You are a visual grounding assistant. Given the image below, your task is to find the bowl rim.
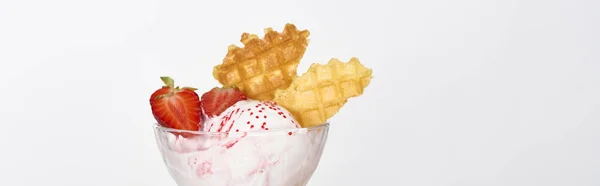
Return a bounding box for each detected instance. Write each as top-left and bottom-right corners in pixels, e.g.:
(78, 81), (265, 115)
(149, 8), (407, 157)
(154, 122), (330, 135)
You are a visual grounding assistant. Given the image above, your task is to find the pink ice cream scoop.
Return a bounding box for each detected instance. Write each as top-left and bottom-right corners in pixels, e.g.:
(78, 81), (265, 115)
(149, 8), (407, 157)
(202, 100), (302, 133)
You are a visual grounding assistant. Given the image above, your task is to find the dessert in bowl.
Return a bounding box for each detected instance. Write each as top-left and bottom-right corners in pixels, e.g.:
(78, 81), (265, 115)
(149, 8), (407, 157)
(148, 23), (372, 186)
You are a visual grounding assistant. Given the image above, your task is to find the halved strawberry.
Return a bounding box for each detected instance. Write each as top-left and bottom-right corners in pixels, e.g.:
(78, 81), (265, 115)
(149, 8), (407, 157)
(201, 86), (247, 117)
(150, 76), (202, 131)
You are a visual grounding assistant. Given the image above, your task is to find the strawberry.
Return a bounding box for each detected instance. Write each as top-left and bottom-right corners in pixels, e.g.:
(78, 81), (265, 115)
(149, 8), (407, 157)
(150, 76), (202, 131)
(201, 86), (247, 117)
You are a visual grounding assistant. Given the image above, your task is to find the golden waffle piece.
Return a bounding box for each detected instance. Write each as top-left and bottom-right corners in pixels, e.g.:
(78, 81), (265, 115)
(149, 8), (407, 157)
(213, 23), (310, 101)
(273, 57), (373, 127)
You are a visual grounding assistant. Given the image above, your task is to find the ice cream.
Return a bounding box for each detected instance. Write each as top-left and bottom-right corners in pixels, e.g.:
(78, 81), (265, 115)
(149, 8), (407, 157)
(155, 99), (322, 186)
(202, 100), (301, 133)
(155, 114), (327, 186)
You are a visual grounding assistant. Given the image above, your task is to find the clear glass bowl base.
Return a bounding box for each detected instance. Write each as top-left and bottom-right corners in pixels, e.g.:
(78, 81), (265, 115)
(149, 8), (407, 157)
(154, 123), (329, 186)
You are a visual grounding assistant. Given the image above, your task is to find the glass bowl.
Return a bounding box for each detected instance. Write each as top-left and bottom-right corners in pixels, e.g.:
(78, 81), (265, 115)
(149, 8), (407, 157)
(154, 123), (329, 186)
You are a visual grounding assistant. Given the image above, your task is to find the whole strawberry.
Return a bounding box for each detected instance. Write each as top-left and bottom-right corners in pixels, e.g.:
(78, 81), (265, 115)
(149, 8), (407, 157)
(150, 76), (202, 131)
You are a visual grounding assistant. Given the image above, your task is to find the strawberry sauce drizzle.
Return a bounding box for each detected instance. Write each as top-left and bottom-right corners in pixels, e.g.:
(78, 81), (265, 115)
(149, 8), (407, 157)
(221, 132), (247, 149)
(207, 100), (299, 138)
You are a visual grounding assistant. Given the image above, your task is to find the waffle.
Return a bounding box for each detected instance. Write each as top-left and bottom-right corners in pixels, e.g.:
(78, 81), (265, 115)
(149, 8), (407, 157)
(273, 57), (373, 127)
(213, 23), (310, 101)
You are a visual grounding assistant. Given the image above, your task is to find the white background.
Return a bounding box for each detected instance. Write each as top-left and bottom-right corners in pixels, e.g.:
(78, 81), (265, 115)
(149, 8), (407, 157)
(0, 0), (598, 185)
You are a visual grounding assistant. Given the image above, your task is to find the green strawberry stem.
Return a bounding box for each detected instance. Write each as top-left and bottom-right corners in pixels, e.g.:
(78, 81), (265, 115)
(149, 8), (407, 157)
(182, 86), (198, 91)
(159, 76), (197, 91)
(160, 76), (174, 87)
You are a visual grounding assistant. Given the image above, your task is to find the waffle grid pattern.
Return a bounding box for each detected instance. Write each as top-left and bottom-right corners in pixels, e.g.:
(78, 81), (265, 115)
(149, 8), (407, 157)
(213, 24), (310, 101)
(274, 58), (373, 127)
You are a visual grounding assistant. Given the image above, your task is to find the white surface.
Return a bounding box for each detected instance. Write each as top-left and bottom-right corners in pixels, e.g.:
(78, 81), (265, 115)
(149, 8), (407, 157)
(0, 0), (598, 185)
